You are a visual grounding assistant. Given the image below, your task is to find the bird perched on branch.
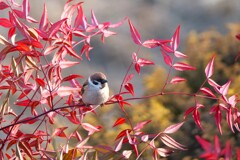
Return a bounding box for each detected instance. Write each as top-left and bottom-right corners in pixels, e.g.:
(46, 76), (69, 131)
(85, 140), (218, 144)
(80, 72), (109, 106)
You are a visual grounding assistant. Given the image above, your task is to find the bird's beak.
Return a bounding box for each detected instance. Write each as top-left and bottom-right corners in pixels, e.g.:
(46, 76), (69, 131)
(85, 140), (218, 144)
(101, 79), (108, 84)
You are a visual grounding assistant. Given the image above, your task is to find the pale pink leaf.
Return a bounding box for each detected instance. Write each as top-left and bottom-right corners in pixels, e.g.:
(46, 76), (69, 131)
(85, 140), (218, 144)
(156, 148), (173, 157)
(76, 137), (89, 148)
(43, 46), (58, 55)
(91, 10), (98, 26)
(114, 137), (124, 152)
(59, 60), (79, 69)
(208, 78), (221, 88)
(164, 122), (184, 134)
(128, 19), (142, 45)
(173, 62), (196, 71)
(39, 3), (49, 31)
(122, 150), (132, 159)
(141, 135), (149, 142)
(22, 0), (29, 19)
(57, 86), (81, 97)
(205, 55), (215, 78)
(170, 77), (186, 84)
(174, 51), (188, 58)
(160, 133), (186, 150)
(219, 80), (231, 96)
(142, 39), (171, 48)
(82, 123), (100, 135)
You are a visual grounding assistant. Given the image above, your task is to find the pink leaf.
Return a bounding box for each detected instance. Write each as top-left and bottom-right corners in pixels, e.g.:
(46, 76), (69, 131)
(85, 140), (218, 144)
(133, 120), (151, 131)
(161, 50), (172, 66)
(164, 122), (184, 134)
(205, 55), (215, 78)
(171, 25), (180, 51)
(142, 39), (171, 48)
(208, 78), (221, 88)
(124, 74), (134, 84)
(184, 106), (195, 119)
(91, 10), (98, 26)
(193, 108), (202, 129)
(22, 0), (30, 19)
(170, 76), (186, 84)
(82, 123), (101, 135)
(48, 18), (67, 37)
(39, 3), (49, 31)
(200, 87), (216, 98)
(219, 80), (231, 96)
(173, 62), (196, 71)
(214, 135), (221, 154)
(113, 117), (126, 127)
(128, 19), (142, 45)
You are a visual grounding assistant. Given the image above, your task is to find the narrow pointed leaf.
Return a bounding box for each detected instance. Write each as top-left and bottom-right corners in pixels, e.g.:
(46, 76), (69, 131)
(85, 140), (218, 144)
(205, 55), (215, 78)
(128, 19), (142, 45)
(173, 62), (196, 71)
(164, 122), (184, 134)
(113, 117), (126, 127)
(170, 77), (186, 84)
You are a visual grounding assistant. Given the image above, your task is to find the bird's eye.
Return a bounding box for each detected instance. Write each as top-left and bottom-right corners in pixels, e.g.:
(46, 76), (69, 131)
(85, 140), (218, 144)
(93, 80), (98, 85)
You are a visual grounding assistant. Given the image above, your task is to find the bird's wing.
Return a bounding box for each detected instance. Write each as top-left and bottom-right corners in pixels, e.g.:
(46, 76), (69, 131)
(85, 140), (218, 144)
(80, 80), (88, 95)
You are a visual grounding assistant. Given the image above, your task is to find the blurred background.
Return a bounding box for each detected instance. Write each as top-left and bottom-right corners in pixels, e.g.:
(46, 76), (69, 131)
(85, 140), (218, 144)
(1, 0), (240, 159)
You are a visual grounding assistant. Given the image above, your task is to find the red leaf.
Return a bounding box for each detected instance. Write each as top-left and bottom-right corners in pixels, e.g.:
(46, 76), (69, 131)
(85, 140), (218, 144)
(115, 129), (131, 141)
(36, 78), (45, 87)
(226, 107), (234, 132)
(39, 3), (49, 31)
(113, 117), (126, 127)
(52, 127), (67, 138)
(183, 106), (195, 119)
(195, 135), (212, 152)
(15, 99), (31, 106)
(0, 2), (9, 10)
(171, 25), (180, 51)
(205, 55), (215, 78)
(43, 45), (58, 55)
(124, 83), (134, 96)
(164, 122), (184, 134)
(173, 62), (196, 71)
(66, 111), (81, 124)
(193, 108), (202, 129)
(61, 74), (83, 82)
(162, 50), (172, 66)
(214, 135), (221, 154)
(128, 19), (142, 45)
(133, 120), (151, 131)
(200, 87), (216, 98)
(18, 117), (39, 124)
(236, 34), (240, 40)
(170, 76), (186, 84)
(0, 18), (13, 28)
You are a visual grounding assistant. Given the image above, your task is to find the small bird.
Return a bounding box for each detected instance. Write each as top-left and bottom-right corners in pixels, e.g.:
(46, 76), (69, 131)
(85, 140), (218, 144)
(80, 72), (109, 105)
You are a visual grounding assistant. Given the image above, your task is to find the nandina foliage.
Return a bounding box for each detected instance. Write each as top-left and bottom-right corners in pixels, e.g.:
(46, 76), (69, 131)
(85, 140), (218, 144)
(0, 0), (239, 159)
